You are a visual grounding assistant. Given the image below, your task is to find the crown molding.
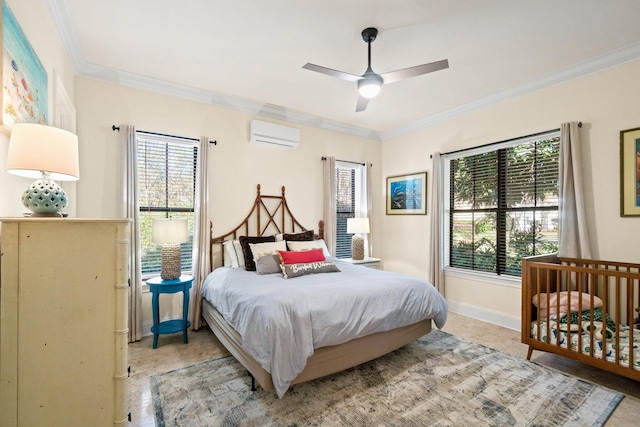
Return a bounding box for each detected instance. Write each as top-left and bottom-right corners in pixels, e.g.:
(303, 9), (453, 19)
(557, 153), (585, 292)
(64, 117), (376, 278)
(381, 40), (640, 140)
(48, 0), (640, 143)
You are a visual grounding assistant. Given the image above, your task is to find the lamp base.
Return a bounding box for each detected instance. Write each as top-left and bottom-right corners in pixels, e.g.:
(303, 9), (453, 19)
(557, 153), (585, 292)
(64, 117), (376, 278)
(22, 178), (68, 215)
(161, 243), (182, 281)
(351, 234), (365, 260)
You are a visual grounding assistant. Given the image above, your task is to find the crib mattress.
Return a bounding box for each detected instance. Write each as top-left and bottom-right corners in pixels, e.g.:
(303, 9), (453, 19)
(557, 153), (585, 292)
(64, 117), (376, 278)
(531, 320), (640, 370)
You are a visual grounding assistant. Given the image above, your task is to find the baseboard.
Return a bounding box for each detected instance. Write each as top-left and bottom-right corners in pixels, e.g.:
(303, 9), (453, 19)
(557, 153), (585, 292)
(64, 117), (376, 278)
(447, 300), (521, 332)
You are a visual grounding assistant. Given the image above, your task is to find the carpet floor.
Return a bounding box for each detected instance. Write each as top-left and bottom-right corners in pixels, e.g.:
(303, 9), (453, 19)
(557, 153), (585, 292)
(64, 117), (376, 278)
(151, 330), (623, 426)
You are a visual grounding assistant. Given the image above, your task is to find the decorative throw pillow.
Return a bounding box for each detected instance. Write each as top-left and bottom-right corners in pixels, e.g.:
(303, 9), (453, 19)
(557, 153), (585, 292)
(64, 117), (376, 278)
(239, 235), (276, 271)
(255, 254), (282, 275)
(249, 241), (287, 261)
(223, 240), (244, 268)
(281, 261), (341, 279)
(286, 239), (331, 257)
(278, 248), (325, 265)
(283, 230), (314, 242)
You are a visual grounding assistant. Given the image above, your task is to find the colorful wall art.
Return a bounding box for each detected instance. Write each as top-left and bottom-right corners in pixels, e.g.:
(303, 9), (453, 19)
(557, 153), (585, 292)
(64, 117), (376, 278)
(2, 0), (48, 128)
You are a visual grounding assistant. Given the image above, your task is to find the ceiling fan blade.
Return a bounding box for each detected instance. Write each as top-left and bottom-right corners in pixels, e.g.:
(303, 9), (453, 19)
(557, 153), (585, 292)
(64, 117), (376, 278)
(380, 59), (449, 84)
(356, 96), (370, 112)
(303, 63), (362, 82)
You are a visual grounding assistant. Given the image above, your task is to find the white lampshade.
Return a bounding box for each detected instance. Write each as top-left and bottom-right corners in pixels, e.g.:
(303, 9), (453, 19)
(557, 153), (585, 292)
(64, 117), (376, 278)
(347, 217), (370, 234)
(152, 218), (189, 244)
(6, 123), (79, 181)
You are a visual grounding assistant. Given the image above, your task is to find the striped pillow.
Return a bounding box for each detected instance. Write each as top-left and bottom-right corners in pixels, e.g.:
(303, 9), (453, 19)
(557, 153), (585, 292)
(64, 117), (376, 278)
(223, 240), (244, 268)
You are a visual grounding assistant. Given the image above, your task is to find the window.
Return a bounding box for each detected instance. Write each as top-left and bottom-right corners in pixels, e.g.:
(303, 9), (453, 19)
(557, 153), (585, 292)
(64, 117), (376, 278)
(335, 161), (367, 258)
(445, 131), (560, 277)
(137, 132), (197, 276)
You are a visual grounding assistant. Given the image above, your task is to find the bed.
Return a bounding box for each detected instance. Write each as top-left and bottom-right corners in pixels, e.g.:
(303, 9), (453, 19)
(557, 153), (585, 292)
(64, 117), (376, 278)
(521, 254), (640, 381)
(201, 185), (448, 398)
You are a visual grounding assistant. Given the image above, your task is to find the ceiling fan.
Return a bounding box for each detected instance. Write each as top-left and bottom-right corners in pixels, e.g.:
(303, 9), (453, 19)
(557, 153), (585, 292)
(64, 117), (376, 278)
(303, 27), (449, 112)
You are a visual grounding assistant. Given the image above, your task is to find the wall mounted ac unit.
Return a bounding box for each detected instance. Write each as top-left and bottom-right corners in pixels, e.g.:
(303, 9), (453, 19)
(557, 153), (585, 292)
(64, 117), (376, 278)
(250, 120), (300, 149)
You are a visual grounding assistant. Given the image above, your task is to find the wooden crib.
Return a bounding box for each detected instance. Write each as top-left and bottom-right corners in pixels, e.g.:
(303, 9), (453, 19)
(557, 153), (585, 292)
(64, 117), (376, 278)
(521, 254), (640, 381)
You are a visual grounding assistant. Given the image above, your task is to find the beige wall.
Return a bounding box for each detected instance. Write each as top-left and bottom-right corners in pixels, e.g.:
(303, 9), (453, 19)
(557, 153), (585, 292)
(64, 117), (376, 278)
(381, 59), (640, 329)
(74, 76), (382, 332)
(74, 77), (382, 233)
(0, 0), (76, 217)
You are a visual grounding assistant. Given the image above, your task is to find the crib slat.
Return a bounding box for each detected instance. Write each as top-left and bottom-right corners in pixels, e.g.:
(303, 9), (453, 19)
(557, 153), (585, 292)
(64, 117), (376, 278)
(591, 272), (597, 359)
(626, 273), (634, 368)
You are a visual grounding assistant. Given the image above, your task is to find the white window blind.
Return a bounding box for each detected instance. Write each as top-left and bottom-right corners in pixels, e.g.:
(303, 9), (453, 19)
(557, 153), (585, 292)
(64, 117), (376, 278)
(137, 132), (197, 276)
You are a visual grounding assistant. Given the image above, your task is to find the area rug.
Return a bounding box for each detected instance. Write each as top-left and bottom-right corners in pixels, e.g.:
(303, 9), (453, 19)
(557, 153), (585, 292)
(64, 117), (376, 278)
(151, 330), (623, 427)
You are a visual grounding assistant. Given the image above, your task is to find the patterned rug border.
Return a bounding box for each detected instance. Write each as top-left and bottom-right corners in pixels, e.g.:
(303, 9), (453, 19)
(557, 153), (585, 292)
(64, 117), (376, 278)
(151, 330), (624, 427)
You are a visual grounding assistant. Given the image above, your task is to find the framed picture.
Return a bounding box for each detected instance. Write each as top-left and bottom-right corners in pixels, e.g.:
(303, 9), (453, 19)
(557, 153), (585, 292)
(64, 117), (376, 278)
(1, 0), (49, 130)
(620, 127), (640, 217)
(386, 172), (427, 215)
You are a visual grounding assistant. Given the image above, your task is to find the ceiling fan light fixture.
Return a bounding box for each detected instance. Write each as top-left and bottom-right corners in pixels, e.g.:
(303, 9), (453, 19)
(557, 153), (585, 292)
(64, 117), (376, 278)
(358, 74), (383, 99)
(302, 27), (449, 112)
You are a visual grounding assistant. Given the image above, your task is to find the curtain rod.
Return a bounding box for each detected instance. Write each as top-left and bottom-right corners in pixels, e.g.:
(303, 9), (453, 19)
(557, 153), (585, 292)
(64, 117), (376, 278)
(429, 122), (581, 159)
(321, 156), (370, 167)
(112, 125), (217, 144)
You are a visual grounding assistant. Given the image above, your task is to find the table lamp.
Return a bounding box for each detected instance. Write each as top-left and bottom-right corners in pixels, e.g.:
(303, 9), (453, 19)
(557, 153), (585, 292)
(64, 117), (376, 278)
(6, 123), (79, 216)
(152, 218), (189, 280)
(347, 217), (369, 260)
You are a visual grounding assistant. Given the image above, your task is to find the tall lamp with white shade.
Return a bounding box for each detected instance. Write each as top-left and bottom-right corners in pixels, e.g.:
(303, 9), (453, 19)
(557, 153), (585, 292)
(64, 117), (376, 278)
(152, 218), (189, 281)
(347, 217), (370, 261)
(5, 123), (79, 216)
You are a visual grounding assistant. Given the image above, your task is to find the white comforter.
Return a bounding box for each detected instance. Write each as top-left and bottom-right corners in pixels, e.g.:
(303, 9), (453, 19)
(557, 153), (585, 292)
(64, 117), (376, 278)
(201, 259), (448, 397)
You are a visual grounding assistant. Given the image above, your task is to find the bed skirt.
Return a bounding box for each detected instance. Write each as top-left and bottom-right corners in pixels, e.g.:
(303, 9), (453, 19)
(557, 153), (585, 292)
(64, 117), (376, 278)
(201, 299), (432, 393)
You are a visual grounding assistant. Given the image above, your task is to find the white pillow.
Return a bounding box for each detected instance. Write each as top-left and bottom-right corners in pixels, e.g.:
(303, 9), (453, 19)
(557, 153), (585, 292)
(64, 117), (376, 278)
(249, 240), (287, 262)
(223, 240), (245, 268)
(286, 239), (331, 257)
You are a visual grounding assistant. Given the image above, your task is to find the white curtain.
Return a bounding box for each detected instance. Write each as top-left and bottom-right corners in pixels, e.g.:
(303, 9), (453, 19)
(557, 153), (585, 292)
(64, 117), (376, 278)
(365, 162), (373, 257)
(116, 125), (143, 342)
(558, 122), (591, 259)
(428, 152), (445, 295)
(322, 157), (337, 255)
(191, 137), (210, 330)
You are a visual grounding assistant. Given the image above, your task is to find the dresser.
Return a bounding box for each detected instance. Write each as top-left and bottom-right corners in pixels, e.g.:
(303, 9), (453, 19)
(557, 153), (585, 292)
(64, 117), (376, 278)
(0, 218), (131, 426)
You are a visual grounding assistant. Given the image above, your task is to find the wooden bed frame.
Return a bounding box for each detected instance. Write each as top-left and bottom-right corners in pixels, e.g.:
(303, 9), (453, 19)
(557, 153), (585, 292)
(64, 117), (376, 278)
(204, 184), (432, 393)
(522, 254), (640, 382)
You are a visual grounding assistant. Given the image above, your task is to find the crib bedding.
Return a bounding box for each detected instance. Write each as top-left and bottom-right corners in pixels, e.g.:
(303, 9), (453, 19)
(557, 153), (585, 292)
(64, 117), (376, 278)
(530, 316), (640, 370)
(201, 258), (448, 397)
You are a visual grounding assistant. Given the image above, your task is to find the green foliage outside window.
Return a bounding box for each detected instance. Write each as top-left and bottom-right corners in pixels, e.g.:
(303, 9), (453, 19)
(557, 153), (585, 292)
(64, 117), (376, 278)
(449, 136), (560, 277)
(137, 133), (197, 276)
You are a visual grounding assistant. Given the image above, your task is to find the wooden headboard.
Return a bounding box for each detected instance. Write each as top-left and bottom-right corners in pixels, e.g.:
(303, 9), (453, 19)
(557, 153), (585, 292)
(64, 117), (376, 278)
(209, 184), (324, 270)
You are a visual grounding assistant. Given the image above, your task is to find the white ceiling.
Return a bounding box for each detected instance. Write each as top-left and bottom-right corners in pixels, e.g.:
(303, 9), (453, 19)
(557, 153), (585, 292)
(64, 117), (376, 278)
(47, 0), (640, 140)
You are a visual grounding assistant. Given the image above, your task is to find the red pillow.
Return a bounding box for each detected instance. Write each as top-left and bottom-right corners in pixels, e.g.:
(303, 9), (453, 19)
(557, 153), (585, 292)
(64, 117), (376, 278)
(278, 248), (325, 265)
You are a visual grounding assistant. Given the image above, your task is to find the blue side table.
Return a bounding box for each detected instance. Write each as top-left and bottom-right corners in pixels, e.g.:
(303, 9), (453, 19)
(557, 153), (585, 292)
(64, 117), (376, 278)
(147, 275), (194, 349)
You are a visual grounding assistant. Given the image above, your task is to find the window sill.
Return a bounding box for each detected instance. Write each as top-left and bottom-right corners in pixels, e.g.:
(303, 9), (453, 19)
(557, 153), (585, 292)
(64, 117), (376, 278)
(444, 267), (521, 288)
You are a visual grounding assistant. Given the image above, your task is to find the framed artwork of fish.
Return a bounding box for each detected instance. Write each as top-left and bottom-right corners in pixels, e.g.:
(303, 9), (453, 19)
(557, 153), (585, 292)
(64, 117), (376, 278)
(386, 171), (427, 215)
